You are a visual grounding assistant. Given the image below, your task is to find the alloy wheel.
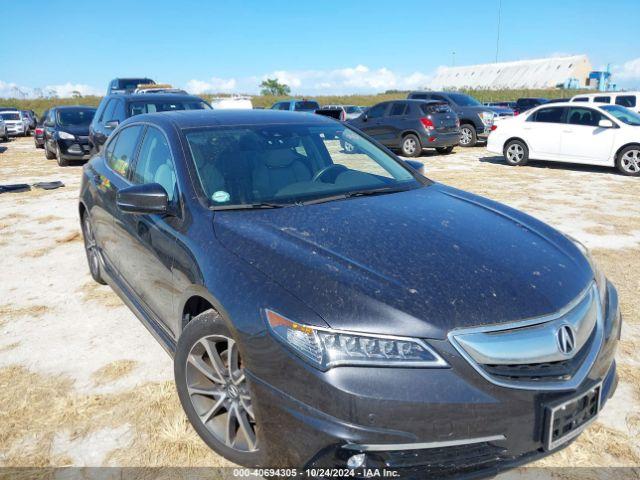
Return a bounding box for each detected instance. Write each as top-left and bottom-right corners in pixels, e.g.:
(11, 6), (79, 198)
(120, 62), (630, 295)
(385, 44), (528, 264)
(83, 215), (100, 277)
(185, 335), (257, 452)
(403, 137), (417, 155)
(506, 144), (525, 163)
(621, 149), (640, 174)
(460, 127), (473, 145)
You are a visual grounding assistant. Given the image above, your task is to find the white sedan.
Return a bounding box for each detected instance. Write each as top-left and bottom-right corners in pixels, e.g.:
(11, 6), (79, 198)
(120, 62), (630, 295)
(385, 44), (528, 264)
(487, 102), (640, 176)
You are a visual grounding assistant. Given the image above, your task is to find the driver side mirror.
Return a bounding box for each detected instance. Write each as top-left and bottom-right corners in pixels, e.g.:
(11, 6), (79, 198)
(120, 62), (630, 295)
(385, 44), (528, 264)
(117, 183), (168, 215)
(361, 113), (368, 122)
(105, 119), (119, 130)
(404, 159), (425, 175)
(598, 119), (614, 128)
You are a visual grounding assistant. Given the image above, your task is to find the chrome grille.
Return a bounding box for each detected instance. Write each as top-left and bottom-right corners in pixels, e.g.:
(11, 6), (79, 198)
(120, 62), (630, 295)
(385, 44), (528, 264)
(449, 284), (603, 391)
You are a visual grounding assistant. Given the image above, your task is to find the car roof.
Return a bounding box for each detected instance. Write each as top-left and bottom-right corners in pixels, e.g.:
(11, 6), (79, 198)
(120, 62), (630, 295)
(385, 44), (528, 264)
(52, 105), (97, 111)
(572, 91), (639, 97)
(107, 93), (205, 103)
(122, 109), (339, 130)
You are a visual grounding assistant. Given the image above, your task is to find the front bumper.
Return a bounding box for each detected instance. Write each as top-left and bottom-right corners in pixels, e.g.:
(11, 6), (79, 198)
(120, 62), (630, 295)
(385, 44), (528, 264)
(247, 283), (621, 476)
(6, 124), (25, 136)
(57, 138), (92, 160)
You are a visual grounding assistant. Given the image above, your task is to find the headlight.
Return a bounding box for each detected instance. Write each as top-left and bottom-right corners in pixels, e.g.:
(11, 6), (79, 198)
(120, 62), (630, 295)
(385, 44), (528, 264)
(265, 309), (448, 370)
(568, 235), (607, 308)
(58, 131), (75, 140)
(479, 111), (495, 126)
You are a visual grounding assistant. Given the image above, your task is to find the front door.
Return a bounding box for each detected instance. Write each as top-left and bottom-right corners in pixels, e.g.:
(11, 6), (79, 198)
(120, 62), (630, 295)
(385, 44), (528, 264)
(560, 107), (617, 164)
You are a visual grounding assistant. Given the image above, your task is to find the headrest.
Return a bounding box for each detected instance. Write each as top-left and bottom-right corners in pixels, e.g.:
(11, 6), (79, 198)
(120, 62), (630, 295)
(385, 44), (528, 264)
(263, 149), (298, 168)
(238, 135), (262, 151)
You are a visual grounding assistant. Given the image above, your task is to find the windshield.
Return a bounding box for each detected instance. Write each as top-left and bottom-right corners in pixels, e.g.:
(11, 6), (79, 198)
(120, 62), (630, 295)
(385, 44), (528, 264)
(448, 93), (481, 107)
(601, 105), (640, 126)
(128, 101), (210, 116)
(0, 113), (20, 121)
(57, 109), (95, 127)
(294, 101), (319, 111)
(345, 106), (360, 113)
(185, 123), (421, 208)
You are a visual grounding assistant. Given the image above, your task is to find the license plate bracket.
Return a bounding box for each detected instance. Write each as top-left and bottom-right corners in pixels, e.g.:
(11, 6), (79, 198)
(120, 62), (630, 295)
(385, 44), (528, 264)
(543, 383), (601, 451)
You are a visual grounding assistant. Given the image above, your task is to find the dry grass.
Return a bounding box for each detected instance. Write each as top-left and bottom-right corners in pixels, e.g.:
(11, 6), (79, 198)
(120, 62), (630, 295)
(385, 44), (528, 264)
(0, 304), (49, 327)
(0, 342), (20, 353)
(0, 366), (230, 467)
(79, 281), (123, 309)
(92, 360), (138, 386)
(35, 215), (63, 225)
(56, 231), (81, 244)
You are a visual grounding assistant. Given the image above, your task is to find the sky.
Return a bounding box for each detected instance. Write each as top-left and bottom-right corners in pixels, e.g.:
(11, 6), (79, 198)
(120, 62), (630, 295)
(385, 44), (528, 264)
(1, 0), (639, 98)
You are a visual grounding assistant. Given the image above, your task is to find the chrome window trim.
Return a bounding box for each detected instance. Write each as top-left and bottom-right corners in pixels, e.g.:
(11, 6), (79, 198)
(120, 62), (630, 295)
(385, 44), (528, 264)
(343, 434), (506, 452)
(448, 282), (603, 391)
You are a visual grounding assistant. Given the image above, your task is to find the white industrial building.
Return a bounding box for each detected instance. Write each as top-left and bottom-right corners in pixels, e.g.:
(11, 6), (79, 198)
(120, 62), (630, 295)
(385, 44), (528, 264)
(429, 55), (592, 90)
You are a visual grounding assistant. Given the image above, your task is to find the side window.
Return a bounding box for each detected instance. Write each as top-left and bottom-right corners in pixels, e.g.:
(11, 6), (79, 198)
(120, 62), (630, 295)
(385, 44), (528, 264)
(279, 102), (291, 111)
(389, 102), (407, 116)
(431, 94), (448, 103)
(107, 125), (143, 177)
(46, 110), (56, 126)
(411, 94), (428, 100)
(615, 96), (637, 108)
(528, 107), (565, 123)
(566, 107), (603, 127)
(100, 100), (116, 123)
(572, 97), (589, 103)
(367, 103), (387, 119)
(594, 96), (611, 103)
(132, 127), (177, 203)
(112, 99), (126, 122)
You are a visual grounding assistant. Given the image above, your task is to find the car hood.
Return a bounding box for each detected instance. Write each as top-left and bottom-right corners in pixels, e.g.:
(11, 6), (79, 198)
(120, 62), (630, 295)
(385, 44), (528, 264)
(213, 184), (593, 339)
(487, 106), (514, 115)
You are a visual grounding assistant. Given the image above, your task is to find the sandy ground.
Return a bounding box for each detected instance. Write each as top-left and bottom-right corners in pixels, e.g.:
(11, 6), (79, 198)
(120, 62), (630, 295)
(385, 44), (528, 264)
(0, 136), (638, 475)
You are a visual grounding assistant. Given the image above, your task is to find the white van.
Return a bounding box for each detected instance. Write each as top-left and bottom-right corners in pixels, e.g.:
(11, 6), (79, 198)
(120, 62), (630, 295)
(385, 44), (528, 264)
(210, 96), (253, 110)
(570, 92), (640, 114)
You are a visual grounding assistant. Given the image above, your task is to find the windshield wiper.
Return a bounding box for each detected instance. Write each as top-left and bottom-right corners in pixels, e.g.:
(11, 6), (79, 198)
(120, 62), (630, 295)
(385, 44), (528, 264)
(212, 202), (292, 210)
(300, 186), (411, 205)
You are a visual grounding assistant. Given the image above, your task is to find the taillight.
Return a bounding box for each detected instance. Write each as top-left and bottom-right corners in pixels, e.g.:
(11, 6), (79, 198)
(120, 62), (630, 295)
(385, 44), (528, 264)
(420, 118), (434, 130)
(490, 125), (498, 131)
(35, 128), (43, 135)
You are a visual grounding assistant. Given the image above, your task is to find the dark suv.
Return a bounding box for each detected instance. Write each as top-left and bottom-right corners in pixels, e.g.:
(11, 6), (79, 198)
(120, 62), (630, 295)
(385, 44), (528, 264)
(43, 106), (96, 166)
(348, 100), (459, 156)
(89, 92), (211, 153)
(407, 91), (505, 147)
(107, 77), (156, 95)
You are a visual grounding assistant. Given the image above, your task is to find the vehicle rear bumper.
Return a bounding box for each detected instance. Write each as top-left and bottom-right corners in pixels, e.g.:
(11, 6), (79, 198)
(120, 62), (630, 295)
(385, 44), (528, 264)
(418, 131), (459, 148)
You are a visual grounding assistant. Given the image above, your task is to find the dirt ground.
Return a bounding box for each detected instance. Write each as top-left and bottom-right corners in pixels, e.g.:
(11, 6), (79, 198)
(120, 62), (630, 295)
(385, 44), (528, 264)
(0, 136), (638, 476)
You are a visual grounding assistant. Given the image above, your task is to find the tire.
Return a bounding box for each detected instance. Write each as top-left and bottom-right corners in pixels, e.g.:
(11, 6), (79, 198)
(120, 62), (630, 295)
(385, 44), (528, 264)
(615, 145), (640, 176)
(175, 311), (263, 467)
(436, 146), (454, 155)
(44, 143), (55, 159)
(56, 144), (68, 167)
(459, 124), (477, 147)
(81, 211), (106, 285)
(503, 139), (529, 166)
(401, 133), (421, 157)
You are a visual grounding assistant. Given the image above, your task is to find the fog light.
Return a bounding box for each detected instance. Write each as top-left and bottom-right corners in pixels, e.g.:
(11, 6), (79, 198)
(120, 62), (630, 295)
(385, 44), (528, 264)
(347, 453), (366, 469)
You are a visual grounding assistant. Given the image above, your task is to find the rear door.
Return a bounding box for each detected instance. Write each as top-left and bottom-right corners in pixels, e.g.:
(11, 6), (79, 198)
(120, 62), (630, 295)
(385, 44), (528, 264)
(522, 106), (566, 159)
(560, 107), (616, 164)
(381, 102), (408, 145)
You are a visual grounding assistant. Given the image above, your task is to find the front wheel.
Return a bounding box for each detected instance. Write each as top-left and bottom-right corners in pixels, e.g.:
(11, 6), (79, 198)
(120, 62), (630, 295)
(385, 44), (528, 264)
(56, 144), (68, 167)
(401, 134), (421, 157)
(175, 311), (263, 467)
(436, 146), (454, 155)
(44, 143), (55, 159)
(504, 139), (529, 166)
(459, 124), (477, 147)
(616, 145), (640, 176)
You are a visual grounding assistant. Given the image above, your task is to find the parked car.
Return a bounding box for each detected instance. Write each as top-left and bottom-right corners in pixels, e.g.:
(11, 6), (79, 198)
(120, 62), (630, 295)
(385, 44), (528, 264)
(210, 96), (253, 110)
(515, 98), (549, 114)
(321, 104), (366, 120)
(33, 109), (48, 148)
(0, 118), (7, 142)
(89, 92), (211, 153)
(407, 91), (499, 147)
(107, 77), (156, 95)
(348, 100), (459, 156)
(487, 102), (640, 176)
(270, 99), (320, 112)
(545, 98), (571, 104)
(79, 109), (619, 475)
(570, 92), (640, 114)
(21, 110), (37, 131)
(43, 106), (97, 166)
(315, 106), (346, 121)
(0, 110), (27, 137)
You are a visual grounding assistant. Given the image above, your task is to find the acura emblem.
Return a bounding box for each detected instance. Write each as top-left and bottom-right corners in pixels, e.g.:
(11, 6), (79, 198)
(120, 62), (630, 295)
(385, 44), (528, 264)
(557, 325), (576, 355)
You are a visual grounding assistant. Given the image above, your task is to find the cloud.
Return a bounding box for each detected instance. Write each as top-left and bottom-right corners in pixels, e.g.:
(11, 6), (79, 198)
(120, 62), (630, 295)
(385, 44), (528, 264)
(0, 80), (101, 98)
(614, 57), (640, 81)
(185, 77), (237, 94)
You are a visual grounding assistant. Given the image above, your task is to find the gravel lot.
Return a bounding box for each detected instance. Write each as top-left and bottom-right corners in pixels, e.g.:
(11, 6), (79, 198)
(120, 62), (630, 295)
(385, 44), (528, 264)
(0, 136), (638, 475)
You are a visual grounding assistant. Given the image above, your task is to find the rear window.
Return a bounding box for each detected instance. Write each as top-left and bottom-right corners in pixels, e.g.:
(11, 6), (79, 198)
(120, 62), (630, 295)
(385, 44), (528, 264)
(594, 96), (611, 103)
(294, 101), (320, 111)
(57, 109), (96, 127)
(420, 103), (452, 115)
(615, 95), (637, 108)
(128, 100), (210, 116)
(0, 112), (20, 121)
(573, 97), (589, 102)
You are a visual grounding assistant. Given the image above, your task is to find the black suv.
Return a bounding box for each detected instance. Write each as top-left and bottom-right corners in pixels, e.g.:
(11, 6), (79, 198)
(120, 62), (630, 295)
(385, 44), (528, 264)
(43, 106), (97, 166)
(515, 97), (549, 114)
(89, 92), (211, 153)
(407, 91), (503, 147)
(107, 77), (156, 95)
(348, 100), (459, 157)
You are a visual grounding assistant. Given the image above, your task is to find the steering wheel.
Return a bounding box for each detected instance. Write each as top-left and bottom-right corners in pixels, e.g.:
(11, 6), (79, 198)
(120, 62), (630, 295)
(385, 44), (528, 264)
(312, 164), (348, 183)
